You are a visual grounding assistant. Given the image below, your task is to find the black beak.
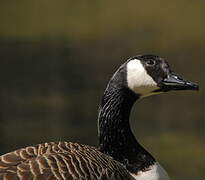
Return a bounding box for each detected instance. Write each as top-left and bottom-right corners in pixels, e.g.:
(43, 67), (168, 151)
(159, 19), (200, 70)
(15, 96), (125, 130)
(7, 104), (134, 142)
(160, 72), (199, 91)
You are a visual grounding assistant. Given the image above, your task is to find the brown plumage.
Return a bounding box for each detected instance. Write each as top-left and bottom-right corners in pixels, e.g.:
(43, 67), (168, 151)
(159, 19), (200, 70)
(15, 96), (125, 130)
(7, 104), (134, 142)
(0, 141), (133, 180)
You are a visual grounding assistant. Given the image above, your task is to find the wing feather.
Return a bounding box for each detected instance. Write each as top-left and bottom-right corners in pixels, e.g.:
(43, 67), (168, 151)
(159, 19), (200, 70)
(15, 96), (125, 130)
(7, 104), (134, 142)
(0, 142), (132, 180)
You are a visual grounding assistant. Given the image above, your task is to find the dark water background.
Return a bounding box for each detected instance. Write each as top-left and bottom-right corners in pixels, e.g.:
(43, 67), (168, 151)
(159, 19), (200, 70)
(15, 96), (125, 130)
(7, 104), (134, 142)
(0, 1), (204, 179)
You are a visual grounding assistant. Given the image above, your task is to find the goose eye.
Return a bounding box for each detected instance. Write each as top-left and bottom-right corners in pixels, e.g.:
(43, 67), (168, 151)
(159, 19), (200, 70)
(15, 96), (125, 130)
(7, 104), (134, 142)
(146, 60), (155, 66)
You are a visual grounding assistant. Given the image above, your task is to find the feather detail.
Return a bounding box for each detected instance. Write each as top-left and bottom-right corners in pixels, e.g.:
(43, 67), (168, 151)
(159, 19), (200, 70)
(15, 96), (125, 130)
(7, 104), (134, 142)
(0, 142), (133, 180)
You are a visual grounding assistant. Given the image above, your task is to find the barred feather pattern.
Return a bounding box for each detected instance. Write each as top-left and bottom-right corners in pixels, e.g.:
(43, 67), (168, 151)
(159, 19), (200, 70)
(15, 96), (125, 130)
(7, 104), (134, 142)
(0, 142), (133, 180)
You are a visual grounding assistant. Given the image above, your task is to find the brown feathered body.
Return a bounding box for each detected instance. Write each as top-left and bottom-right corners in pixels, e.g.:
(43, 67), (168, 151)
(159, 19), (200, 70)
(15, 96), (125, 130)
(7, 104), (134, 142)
(0, 142), (132, 180)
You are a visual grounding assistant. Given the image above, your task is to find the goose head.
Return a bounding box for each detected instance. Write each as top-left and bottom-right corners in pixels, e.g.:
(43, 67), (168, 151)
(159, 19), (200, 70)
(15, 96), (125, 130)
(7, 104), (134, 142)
(124, 55), (199, 97)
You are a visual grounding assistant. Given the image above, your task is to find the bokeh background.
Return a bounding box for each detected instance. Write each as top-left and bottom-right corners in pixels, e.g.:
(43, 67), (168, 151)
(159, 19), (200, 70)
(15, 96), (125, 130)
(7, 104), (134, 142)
(0, 1), (204, 179)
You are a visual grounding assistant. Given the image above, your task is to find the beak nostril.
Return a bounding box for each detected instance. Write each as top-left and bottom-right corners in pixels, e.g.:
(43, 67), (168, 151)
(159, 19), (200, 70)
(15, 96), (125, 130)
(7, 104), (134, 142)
(177, 76), (184, 81)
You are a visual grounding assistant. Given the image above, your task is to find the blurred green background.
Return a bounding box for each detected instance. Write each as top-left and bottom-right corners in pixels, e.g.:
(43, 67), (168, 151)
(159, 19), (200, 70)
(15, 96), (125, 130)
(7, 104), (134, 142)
(0, 1), (204, 179)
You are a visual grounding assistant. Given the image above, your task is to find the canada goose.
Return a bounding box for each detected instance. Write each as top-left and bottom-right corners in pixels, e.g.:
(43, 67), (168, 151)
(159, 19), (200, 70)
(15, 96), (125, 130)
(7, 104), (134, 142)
(0, 55), (198, 180)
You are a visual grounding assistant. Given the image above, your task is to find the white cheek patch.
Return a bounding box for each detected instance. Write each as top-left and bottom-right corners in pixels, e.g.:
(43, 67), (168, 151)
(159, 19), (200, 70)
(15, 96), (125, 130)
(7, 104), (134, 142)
(127, 59), (159, 96)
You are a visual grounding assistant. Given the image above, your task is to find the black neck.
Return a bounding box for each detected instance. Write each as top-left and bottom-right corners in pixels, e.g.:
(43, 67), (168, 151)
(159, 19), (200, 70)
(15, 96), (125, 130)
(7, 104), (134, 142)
(98, 81), (155, 173)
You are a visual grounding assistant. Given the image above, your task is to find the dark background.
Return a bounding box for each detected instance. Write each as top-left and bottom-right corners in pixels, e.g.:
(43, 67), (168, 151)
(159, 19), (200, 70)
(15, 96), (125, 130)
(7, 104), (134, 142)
(0, 1), (204, 179)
